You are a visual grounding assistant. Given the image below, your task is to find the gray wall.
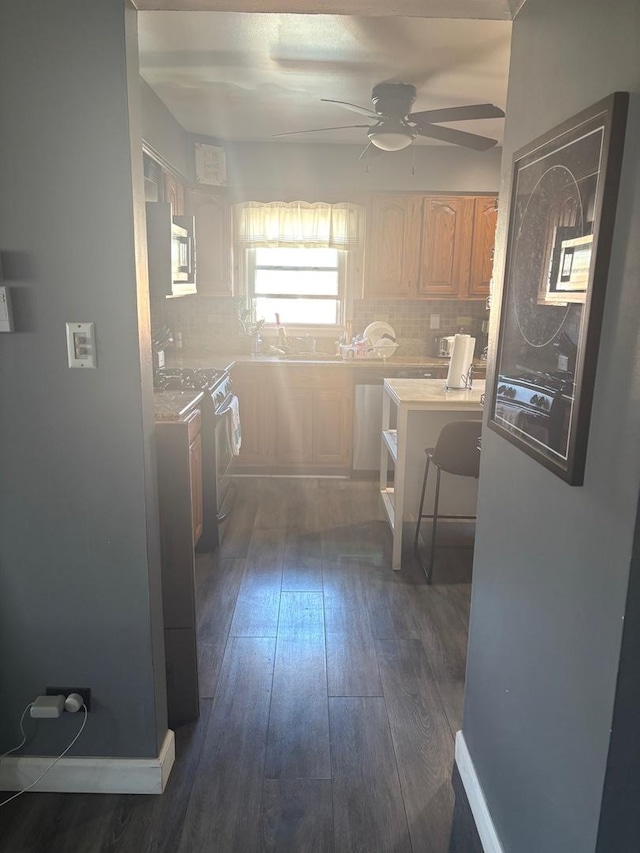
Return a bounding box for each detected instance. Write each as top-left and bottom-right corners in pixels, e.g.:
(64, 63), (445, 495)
(140, 77), (193, 181)
(190, 136), (503, 200)
(463, 0), (640, 850)
(0, 0), (167, 758)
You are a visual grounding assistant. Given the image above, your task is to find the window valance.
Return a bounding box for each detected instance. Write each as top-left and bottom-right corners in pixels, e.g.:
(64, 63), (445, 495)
(233, 201), (362, 249)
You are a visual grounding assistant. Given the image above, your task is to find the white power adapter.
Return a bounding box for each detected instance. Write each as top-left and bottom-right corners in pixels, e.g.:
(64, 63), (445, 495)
(30, 695), (65, 719)
(30, 692), (85, 718)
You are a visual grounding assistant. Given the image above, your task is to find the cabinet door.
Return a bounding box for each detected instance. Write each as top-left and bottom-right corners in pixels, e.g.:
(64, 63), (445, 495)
(365, 195), (422, 297)
(273, 388), (313, 466)
(418, 196), (474, 298)
(467, 196), (498, 299)
(189, 432), (203, 545)
(232, 366), (271, 467)
(187, 189), (232, 296)
(312, 388), (352, 467)
(164, 171), (185, 215)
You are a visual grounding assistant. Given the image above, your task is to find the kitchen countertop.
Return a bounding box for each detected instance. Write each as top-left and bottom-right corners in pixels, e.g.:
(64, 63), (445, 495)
(384, 378), (486, 408)
(165, 350), (486, 372)
(153, 389), (204, 422)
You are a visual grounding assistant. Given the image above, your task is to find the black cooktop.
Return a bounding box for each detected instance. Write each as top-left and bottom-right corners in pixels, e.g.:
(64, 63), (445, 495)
(500, 370), (574, 395)
(154, 367), (226, 391)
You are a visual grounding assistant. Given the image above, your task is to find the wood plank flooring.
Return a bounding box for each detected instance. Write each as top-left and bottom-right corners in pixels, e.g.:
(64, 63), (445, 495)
(0, 478), (482, 853)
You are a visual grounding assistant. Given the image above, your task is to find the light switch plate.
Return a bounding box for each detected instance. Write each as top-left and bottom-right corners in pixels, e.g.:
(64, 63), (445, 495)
(0, 286), (14, 332)
(430, 314), (440, 330)
(66, 322), (96, 368)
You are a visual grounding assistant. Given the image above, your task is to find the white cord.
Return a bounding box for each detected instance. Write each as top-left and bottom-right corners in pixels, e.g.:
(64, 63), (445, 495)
(0, 703), (33, 762)
(0, 703), (88, 808)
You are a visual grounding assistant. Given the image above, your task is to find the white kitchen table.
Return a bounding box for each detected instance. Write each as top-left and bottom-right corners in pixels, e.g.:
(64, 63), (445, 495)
(380, 378), (485, 570)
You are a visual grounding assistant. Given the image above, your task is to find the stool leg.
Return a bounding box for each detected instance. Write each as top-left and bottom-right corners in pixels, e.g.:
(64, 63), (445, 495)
(414, 454), (431, 552)
(427, 465), (442, 583)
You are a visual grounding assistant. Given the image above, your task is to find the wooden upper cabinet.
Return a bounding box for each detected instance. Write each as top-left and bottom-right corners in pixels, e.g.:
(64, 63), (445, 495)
(187, 189), (233, 296)
(365, 195), (422, 297)
(163, 171), (185, 215)
(418, 196), (474, 298)
(467, 196), (498, 298)
(363, 192), (498, 300)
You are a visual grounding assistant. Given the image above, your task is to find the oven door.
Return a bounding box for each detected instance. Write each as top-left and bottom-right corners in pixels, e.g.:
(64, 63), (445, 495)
(214, 395), (238, 520)
(495, 400), (550, 446)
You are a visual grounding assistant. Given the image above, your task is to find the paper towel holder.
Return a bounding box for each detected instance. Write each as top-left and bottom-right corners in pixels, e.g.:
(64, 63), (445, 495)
(445, 363), (474, 391)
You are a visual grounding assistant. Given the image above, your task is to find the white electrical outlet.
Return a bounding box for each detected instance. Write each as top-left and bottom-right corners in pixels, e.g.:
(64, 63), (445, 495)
(66, 322), (96, 368)
(430, 314), (440, 330)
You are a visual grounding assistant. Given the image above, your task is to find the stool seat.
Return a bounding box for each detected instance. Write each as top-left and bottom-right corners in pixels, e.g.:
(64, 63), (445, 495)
(413, 419), (482, 583)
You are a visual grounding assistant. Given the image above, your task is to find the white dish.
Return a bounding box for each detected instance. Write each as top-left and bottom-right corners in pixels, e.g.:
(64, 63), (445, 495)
(373, 340), (399, 360)
(363, 321), (396, 345)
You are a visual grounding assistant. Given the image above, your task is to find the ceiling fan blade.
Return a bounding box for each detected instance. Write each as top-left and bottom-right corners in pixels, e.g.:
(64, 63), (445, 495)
(358, 141), (384, 160)
(320, 98), (382, 120)
(415, 123), (498, 151)
(407, 103), (505, 124)
(272, 124), (371, 138)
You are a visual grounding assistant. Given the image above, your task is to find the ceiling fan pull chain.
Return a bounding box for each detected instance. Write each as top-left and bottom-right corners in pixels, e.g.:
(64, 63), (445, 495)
(411, 144), (416, 177)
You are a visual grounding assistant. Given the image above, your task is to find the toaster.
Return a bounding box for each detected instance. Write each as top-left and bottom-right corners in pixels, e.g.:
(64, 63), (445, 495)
(436, 336), (456, 358)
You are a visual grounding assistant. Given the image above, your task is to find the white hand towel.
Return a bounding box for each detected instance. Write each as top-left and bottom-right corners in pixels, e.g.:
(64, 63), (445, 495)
(227, 396), (242, 456)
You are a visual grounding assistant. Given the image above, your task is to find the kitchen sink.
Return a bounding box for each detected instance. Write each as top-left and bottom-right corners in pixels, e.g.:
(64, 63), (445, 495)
(277, 352), (341, 360)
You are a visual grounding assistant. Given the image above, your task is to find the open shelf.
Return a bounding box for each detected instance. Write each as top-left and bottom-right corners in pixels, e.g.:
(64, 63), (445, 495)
(380, 487), (395, 529)
(382, 429), (398, 462)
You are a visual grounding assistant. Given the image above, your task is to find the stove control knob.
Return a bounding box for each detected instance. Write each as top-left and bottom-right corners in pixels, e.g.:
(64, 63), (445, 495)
(531, 394), (539, 406)
(498, 384), (507, 395)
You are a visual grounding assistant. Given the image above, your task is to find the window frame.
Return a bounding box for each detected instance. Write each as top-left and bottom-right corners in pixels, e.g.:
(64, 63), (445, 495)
(246, 247), (347, 330)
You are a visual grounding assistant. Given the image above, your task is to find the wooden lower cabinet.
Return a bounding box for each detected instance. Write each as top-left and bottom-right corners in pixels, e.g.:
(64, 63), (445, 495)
(189, 430), (203, 545)
(273, 387), (314, 466)
(155, 406), (203, 726)
(233, 365), (352, 472)
(312, 388), (352, 466)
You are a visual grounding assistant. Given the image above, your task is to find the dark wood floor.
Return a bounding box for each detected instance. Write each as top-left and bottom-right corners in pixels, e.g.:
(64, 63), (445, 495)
(0, 478), (482, 853)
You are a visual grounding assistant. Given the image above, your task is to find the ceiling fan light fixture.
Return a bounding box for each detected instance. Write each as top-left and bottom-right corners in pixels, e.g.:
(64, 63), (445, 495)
(368, 128), (414, 151)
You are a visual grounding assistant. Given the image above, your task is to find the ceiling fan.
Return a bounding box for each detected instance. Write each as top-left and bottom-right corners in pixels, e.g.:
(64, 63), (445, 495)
(273, 82), (505, 156)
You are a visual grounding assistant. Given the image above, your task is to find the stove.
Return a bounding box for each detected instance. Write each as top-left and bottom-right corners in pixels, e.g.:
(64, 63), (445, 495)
(497, 371), (574, 414)
(495, 370), (574, 455)
(154, 367), (226, 392)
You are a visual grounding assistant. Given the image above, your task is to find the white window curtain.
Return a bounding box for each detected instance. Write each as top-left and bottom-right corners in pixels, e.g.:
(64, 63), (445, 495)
(234, 201), (362, 249)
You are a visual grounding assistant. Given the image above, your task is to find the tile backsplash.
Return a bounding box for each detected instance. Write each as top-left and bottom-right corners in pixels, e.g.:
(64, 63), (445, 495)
(154, 295), (489, 357)
(352, 298), (488, 356)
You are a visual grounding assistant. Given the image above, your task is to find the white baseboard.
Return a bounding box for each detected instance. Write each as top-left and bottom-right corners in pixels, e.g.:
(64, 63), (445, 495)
(0, 729), (175, 795)
(455, 730), (504, 853)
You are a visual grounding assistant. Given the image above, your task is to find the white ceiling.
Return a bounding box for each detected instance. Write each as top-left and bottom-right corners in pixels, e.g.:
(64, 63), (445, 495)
(138, 12), (512, 147)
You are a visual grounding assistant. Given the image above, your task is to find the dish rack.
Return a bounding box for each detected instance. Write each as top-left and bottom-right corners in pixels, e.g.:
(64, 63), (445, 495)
(339, 341), (399, 361)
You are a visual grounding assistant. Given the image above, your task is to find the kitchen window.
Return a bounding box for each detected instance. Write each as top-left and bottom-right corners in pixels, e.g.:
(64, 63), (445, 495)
(249, 247), (343, 326)
(234, 201), (362, 329)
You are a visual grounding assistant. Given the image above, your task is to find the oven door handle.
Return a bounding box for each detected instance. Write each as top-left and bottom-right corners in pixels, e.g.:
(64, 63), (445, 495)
(216, 395), (235, 418)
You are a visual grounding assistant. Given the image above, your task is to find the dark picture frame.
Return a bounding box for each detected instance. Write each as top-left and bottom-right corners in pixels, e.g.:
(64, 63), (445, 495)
(487, 92), (629, 485)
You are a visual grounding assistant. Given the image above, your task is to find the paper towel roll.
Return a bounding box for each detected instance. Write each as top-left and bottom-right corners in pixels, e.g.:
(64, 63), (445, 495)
(446, 334), (476, 388)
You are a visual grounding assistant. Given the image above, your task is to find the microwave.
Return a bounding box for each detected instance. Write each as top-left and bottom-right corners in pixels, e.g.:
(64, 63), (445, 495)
(171, 216), (195, 285)
(146, 203), (196, 298)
